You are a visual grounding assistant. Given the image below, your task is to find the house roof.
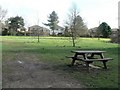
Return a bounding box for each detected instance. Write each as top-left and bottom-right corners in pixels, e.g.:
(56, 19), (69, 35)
(112, 28), (119, 31)
(0, 22), (5, 28)
(56, 25), (64, 30)
(89, 27), (98, 33)
(28, 25), (50, 31)
(29, 25), (42, 28)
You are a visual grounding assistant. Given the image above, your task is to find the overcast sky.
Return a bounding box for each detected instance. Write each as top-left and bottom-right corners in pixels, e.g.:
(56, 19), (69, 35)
(0, 0), (119, 29)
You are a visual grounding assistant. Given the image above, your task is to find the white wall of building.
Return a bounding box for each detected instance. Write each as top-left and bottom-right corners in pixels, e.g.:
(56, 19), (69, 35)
(50, 29), (64, 35)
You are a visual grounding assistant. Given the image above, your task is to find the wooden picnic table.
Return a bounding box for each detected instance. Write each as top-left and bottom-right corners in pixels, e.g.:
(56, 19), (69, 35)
(66, 50), (113, 70)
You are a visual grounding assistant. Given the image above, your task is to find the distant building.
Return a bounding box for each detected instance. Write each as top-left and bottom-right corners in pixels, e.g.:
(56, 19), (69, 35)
(88, 27), (98, 37)
(0, 22), (7, 35)
(28, 25), (50, 36)
(112, 28), (119, 32)
(50, 25), (64, 35)
(89, 27), (119, 38)
(111, 28), (119, 43)
(111, 28), (119, 37)
(0, 22), (4, 35)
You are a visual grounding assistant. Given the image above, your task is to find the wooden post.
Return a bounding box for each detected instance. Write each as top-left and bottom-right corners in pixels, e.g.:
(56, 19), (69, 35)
(71, 53), (77, 66)
(103, 61), (107, 69)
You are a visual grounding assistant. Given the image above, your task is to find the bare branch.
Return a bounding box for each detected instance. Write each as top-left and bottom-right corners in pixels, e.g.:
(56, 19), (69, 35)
(0, 6), (7, 22)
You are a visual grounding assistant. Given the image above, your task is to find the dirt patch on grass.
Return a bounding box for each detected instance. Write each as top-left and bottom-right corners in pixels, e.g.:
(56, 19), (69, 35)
(2, 52), (85, 88)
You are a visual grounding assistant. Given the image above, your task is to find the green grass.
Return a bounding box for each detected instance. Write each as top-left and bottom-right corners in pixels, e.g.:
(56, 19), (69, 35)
(0, 36), (2, 89)
(2, 36), (119, 88)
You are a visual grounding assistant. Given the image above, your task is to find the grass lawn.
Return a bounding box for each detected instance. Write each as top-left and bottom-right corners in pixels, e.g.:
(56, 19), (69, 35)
(2, 36), (119, 88)
(0, 36), (2, 89)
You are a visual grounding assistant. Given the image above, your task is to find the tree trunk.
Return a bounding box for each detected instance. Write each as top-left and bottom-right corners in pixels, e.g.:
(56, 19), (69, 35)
(98, 35), (100, 40)
(72, 37), (75, 47)
(24, 31), (26, 36)
(38, 34), (39, 42)
(52, 30), (55, 36)
(38, 29), (40, 42)
(71, 32), (75, 47)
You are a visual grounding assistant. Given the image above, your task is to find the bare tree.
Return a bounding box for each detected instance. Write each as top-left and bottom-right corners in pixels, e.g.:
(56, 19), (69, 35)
(0, 6), (7, 35)
(65, 4), (78, 47)
(0, 6), (7, 22)
(66, 4), (87, 47)
(37, 18), (41, 43)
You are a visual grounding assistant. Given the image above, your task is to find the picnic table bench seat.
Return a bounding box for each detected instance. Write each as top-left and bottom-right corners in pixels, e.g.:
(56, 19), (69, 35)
(66, 56), (113, 69)
(66, 56), (98, 59)
(81, 58), (113, 61)
(66, 56), (112, 62)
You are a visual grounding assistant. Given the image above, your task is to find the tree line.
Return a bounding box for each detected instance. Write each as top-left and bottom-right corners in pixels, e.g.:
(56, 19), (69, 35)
(0, 5), (112, 46)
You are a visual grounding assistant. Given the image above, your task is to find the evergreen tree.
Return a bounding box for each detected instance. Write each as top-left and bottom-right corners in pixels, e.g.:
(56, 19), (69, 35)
(7, 16), (25, 35)
(97, 22), (112, 38)
(44, 11), (59, 35)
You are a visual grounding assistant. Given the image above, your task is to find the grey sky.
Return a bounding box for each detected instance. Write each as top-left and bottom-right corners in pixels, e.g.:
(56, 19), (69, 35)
(0, 0), (119, 29)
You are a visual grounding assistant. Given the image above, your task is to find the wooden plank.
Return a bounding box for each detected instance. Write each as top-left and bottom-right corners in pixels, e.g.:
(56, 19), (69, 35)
(89, 64), (101, 69)
(71, 50), (106, 54)
(81, 58), (113, 61)
(66, 56), (82, 60)
(66, 56), (74, 58)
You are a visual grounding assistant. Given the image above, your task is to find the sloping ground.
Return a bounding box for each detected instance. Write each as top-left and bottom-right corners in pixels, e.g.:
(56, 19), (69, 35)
(2, 52), (85, 88)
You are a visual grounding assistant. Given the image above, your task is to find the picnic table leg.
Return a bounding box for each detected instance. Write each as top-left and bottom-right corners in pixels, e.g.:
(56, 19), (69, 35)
(102, 61), (107, 69)
(71, 58), (75, 66)
(71, 53), (78, 66)
(83, 54), (87, 59)
(83, 54), (90, 71)
(100, 53), (104, 58)
(90, 53), (94, 58)
(85, 62), (90, 72)
(100, 53), (107, 69)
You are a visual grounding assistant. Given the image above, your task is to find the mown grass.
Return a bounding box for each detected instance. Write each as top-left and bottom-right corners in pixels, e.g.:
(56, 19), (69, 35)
(0, 36), (2, 89)
(2, 36), (119, 88)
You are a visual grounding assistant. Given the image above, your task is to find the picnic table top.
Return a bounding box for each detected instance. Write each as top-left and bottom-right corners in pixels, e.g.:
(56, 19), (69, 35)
(71, 50), (106, 53)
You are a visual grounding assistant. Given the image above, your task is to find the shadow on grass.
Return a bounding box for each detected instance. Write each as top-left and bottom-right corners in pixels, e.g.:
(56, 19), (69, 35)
(50, 63), (111, 75)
